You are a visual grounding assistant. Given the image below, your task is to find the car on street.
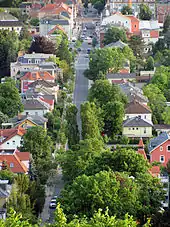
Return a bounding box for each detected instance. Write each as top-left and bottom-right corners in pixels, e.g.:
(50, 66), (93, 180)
(77, 48), (81, 52)
(72, 37), (77, 42)
(49, 201), (56, 209)
(85, 54), (89, 58)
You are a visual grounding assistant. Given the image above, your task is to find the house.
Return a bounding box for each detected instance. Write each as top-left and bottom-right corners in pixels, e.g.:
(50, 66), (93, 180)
(154, 124), (170, 135)
(148, 132), (170, 166)
(119, 82), (148, 105)
(0, 180), (11, 220)
(107, 73), (136, 83)
(39, 14), (72, 40)
(22, 98), (51, 116)
(105, 40), (128, 48)
(20, 71), (55, 93)
(157, 4), (170, 23)
(0, 150), (30, 174)
(27, 80), (59, 101)
(123, 116), (153, 138)
(138, 138), (169, 209)
(124, 100), (152, 122)
(19, 2), (32, 15)
(0, 127), (26, 150)
(108, 0), (155, 17)
(139, 20), (159, 44)
(101, 13), (140, 34)
(0, 12), (23, 34)
(11, 60), (62, 79)
(2, 114), (48, 130)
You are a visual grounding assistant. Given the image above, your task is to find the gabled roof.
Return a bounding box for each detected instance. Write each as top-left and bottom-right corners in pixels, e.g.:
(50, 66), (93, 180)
(48, 24), (66, 35)
(123, 116), (153, 127)
(40, 3), (72, 14)
(28, 80), (57, 88)
(154, 124), (170, 130)
(0, 127), (26, 145)
(105, 40), (128, 49)
(20, 71), (55, 81)
(10, 114), (48, 127)
(0, 153), (29, 173)
(148, 132), (169, 153)
(16, 152), (30, 161)
(125, 100), (151, 114)
(22, 98), (49, 110)
(126, 15), (139, 23)
(139, 20), (159, 30)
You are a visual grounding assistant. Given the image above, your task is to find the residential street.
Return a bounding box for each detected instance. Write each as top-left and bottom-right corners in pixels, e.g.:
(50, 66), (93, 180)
(74, 40), (90, 134)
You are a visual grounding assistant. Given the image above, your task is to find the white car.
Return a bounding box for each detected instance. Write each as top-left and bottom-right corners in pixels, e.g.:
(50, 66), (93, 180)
(49, 202), (56, 209)
(72, 37), (77, 42)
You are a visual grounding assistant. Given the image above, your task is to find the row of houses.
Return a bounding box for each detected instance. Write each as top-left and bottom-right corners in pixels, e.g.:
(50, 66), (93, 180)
(100, 12), (160, 51)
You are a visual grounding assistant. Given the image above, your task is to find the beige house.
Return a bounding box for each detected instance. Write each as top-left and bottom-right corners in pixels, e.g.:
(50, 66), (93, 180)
(123, 116), (153, 138)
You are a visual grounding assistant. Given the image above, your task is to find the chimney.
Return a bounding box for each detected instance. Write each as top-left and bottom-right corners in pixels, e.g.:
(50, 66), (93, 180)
(18, 113), (22, 120)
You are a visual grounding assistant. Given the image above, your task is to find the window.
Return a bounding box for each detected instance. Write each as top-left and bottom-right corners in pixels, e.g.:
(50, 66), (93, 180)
(28, 59), (31, 63)
(160, 155), (165, 163)
(132, 128), (135, 130)
(167, 146), (170, 151)
(134, 24), (136, 28)
(12, 141), (15, 145)
(35, 112), (38, 115)
(10, 163), (14, 168)
(26, 112), (29, 116)
(129, 128), (131, 130)
(127, 116), (129, 119)
(160, 146), (163, 151)
(136, 128), (138, 130)
(145, 115), (146, 119)
(7, 142), (9, 145)
(144, 128), (146, 133)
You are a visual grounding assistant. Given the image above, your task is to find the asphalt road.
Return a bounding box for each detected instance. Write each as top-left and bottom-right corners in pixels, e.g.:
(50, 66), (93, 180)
(74, 40), (90, 136)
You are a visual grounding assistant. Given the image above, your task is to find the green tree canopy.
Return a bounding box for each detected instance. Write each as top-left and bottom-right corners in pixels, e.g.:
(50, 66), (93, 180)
(143, 84), (167, 124)
(22, 126), (53, 184)
(145, 56), (154, 70)
(85, 47), (126, 81)
(0, 80), (23, 117)
(81, 102), (102, 140)
(163, 15), (170, 33)
(128, 35), (145, 58)
(0, 30), (19, 76)
(59, 171), (139, 219)
(103, 27), (127, 45)
(66, 104), (80, 149)
(121, 5), (133, 15)
(139, 4), (152, 20)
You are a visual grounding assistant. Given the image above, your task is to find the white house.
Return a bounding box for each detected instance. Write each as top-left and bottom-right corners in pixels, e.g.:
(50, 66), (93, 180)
(0, 12), (23, 34)
(0, 127), (26, 150)
(124, 99), (152, 123)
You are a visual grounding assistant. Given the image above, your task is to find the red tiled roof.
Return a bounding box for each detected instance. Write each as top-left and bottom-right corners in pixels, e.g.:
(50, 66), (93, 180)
(112, 79), (127, 84)
(16, 152), (30, 161)
(138, 138), (144, 148)
(39, 97), (54, 106)
(150, 30), (159, 38)
(138, 149), (147, 160)
(126, 15), (139, 23)
(119, 69), (129, 74)
(0, 153), (29, 173)
(150, 166), (160, 177)
(40, 3), (72, 14)
(20, 71), (55, 81)
(0, 127), (26, 145)
(48, 25), (66, 35)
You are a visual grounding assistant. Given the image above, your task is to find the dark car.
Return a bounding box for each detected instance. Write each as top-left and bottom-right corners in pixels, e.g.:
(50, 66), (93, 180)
(77, 48), (81, 52)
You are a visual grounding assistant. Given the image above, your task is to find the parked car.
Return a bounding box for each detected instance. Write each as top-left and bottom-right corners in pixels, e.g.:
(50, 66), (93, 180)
(87, 48), (91, 54)
(49, 202), (56, 209)
(77, 48), (81, 52)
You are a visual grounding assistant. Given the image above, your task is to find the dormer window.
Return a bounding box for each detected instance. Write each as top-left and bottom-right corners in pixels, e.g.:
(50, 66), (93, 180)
(10, 163), (14, 168)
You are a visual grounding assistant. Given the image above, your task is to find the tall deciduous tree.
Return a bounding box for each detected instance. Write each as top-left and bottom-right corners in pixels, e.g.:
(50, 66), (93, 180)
(22, 126), (53, 184)
(81, 102), (102, 139)
(128, 35), (145, 58)
(143, 84), (167, 124)
(103, 27), (127, 45)
(0, 80), (23, 118)
(163, 15), (170, 33)
(59, 171), (139, 219)
(85, 48), (125, 81)
(139, 4), (152, 20)
(145, 56), (154, 70)
(66, 104), (80, 149)
(29, 36), (56, 54)
(103, 101), (124, 137)
(121, 5), (133, 15)
(0, 30), (19, 76)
